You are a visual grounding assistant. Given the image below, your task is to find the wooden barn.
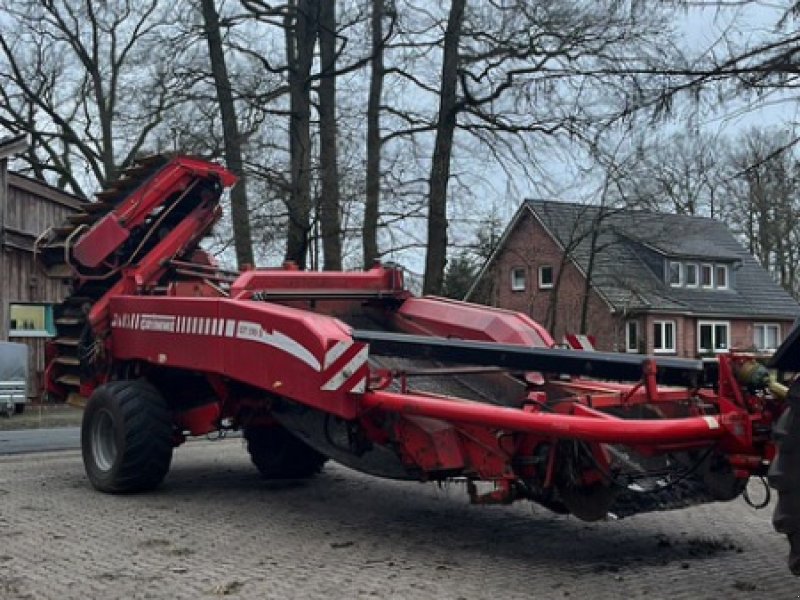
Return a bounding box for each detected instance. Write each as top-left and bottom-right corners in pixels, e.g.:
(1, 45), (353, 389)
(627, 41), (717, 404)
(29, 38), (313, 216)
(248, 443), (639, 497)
(0, 135), (85, 399)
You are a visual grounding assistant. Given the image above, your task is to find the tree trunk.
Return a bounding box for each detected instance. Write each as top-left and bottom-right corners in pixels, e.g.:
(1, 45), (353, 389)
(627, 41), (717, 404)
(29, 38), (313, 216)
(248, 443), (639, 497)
(579, 226), (600, 334)
(546, 253), (571, 336)
(285, 0), (317, 269)
(200, 0), (255, 268)
(423, 0), (465, 295)
(317, 0), (342, 270)
(362, 0), (384, 269)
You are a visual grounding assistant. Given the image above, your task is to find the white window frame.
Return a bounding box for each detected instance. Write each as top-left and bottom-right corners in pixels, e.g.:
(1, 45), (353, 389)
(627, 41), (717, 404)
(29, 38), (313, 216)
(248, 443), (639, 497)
(753, 323), (780, 352)
(652, 320), (676, 354)
(510, 267), (526, 291)
(685, 263), (698, 288)
(700, 263), (714, 289)
(715, 264), (729, 290)
(668, 261), (682, 287)
(538, 265), (554, 290)
(625, 321), (639, 353)
(697, 320), (730, 353)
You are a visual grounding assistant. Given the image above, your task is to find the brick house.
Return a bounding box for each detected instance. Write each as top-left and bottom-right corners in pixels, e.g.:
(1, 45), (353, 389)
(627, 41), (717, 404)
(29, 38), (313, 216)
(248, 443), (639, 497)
(466, 199), (800, 357)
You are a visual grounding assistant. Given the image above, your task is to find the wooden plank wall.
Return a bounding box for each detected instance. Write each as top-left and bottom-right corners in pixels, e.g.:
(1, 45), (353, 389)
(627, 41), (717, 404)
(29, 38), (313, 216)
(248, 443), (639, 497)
(3, 183), (79, 398)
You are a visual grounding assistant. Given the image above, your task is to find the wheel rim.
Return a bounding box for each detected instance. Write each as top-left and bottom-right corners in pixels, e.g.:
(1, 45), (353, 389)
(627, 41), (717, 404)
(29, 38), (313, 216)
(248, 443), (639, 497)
(92, 408), (117, 472)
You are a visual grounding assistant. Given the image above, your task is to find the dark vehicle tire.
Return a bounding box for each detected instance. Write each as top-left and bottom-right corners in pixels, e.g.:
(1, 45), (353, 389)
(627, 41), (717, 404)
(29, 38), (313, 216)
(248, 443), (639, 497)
(244, 425), (327, 479)
(14, 403), (25, 415)
(82, 380), (173, 493)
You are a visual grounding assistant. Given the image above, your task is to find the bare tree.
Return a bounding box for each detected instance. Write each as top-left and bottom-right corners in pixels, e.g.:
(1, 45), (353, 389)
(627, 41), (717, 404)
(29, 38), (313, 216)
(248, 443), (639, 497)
(362, 0), (388, 268)
(621, 131), (723, 218)
(722, 127), (800, 297)
(422, 0), (466, 295)
(200, 0), (255, 268)
(0, 0), (178, 195)
(283, 0), (318, 268)
(317, 0), (342, 270)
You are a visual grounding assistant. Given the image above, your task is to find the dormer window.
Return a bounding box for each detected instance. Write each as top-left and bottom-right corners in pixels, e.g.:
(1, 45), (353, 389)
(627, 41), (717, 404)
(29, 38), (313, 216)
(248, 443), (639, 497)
(701, 264), (713, 288)
(715, 265), (728, 289)
(666, 260), (730, 291)
(668, 261), (682, 287)
(685, 264), (698, 287)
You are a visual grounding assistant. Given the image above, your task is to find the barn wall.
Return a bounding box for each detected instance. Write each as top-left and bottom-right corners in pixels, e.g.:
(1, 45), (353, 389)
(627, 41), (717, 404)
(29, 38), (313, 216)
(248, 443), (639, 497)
(1, 175), (82, 398)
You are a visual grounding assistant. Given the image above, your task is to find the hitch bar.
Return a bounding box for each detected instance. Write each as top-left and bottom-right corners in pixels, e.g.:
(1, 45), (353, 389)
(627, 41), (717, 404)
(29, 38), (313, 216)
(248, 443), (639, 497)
(352, 330), (704, 387)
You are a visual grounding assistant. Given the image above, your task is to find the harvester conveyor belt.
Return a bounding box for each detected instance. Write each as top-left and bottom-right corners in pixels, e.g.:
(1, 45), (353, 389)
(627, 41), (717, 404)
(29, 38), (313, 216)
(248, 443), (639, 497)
(352, 330), (704, 387)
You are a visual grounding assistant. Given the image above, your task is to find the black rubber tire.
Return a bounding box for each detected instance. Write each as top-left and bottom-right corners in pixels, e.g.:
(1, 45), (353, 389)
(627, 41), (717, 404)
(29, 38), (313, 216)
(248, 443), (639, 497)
(13, 403), (25, 415)
(770, 402), (800, 575)
(81, 380), (173, 493)
(244, 425), (327, 479)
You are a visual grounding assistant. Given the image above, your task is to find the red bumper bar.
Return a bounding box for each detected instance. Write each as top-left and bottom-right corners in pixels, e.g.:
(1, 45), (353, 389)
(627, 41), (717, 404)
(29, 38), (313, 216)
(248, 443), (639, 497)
(359, 391), (727, 445)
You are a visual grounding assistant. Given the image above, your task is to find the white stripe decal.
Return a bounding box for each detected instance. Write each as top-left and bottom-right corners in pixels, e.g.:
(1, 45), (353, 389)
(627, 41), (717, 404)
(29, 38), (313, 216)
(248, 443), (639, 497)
(236, 320), (321, 371)
(321, 346), (369, 391)
(324, 340), (352, 370)
(350, 376), (367, 394)
(225, 319), (236, 337)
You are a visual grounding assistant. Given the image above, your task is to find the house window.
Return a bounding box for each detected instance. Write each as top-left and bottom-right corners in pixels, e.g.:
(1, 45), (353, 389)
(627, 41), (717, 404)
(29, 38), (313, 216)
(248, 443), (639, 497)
(685, 264), (698, 287)
(698, 320), (729, 353)
(8, 303), (56, 338)
(668, 261), (682, 287)
(510, 267), (526, 291)
(538, 265), (554, 290)
(754, 323), (780, 352)
(626, 321), (639, 353)
(701, 264), (713, 288)
(715, 265), (728, 289)
(652, 320), (676, 353)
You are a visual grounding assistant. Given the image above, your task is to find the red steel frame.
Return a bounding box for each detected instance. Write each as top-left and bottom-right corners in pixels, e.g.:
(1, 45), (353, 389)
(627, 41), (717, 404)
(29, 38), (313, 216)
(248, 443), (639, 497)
(102, 268), (774, 484)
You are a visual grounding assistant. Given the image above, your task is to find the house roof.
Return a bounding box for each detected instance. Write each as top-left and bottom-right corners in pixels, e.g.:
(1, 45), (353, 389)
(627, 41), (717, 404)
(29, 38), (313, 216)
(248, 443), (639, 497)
(522, 199), (800, 320)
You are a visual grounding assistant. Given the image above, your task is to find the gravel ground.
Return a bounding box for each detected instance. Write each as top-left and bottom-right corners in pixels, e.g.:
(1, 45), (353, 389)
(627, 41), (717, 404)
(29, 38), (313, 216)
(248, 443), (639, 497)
(0, 439), (798, 599)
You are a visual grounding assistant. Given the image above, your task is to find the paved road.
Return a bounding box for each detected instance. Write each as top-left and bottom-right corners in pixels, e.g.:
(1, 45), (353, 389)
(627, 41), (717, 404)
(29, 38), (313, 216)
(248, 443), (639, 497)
(0, 427), (80, 455)
(0, 439), (797, 599)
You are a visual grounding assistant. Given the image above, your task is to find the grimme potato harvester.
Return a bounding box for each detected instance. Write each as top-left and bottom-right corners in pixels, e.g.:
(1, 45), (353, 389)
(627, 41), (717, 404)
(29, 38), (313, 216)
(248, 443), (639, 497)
(35, 155), (800, 574)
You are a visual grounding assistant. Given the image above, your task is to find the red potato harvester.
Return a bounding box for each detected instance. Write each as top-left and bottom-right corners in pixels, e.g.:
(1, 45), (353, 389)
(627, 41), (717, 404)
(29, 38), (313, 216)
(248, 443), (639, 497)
(35, 155), (800, 574)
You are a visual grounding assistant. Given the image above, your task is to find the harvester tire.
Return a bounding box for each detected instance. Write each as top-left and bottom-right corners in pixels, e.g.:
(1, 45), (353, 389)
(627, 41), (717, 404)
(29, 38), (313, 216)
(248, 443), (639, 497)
(82, 380), (173, 493)
(244, 425), (327, 479)
(770, 382), (800, 576)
